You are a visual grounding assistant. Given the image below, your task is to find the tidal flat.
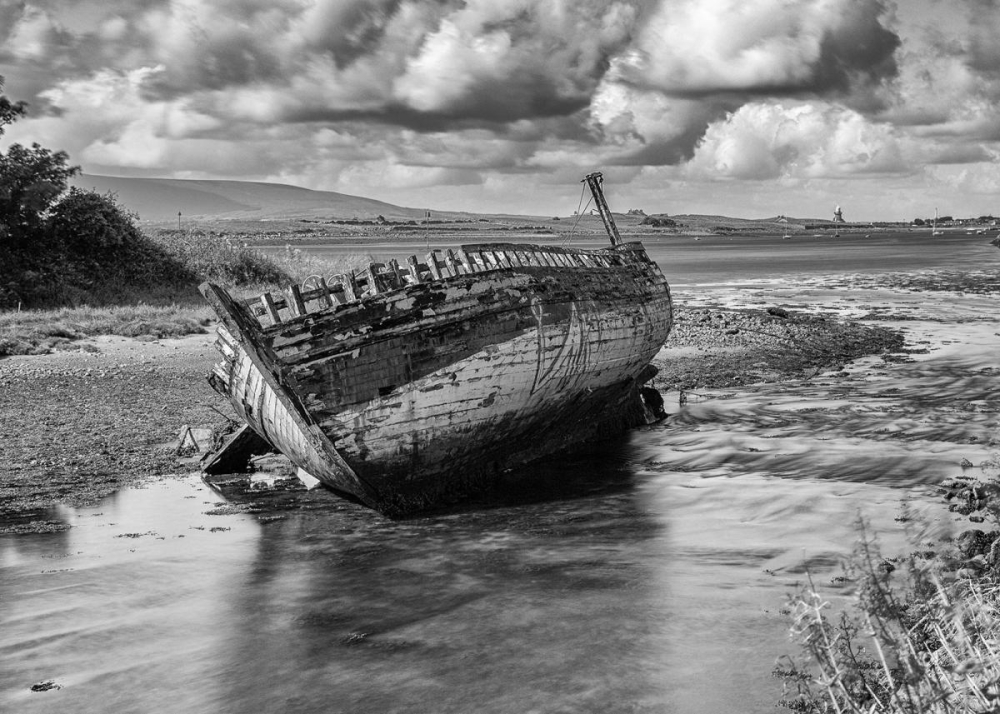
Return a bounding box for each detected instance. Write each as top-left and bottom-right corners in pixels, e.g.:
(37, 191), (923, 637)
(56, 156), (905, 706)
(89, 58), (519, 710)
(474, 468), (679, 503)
(1, 233), (998, 713)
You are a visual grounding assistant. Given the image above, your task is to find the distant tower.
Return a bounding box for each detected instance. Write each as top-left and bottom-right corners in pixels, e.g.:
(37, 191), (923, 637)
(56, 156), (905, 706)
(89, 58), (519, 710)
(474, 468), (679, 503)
(833, 205), (845, 223)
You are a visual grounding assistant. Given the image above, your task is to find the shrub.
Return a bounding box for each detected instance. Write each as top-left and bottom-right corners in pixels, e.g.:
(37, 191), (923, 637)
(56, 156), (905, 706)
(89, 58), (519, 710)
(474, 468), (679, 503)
(641, 215), (677, 227)
(149, 230), (289, 286)
(47, 188), (142, 254)
(778, 435), (1000, 713)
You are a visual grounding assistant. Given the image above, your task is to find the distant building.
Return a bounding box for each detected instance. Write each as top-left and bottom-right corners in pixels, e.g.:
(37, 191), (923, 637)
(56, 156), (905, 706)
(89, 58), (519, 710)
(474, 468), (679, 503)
(833, 206), (845, 223)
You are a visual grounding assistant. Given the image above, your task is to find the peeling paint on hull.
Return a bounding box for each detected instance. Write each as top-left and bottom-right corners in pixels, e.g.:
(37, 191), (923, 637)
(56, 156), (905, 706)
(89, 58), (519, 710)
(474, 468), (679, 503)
(202, 241), (673, 515)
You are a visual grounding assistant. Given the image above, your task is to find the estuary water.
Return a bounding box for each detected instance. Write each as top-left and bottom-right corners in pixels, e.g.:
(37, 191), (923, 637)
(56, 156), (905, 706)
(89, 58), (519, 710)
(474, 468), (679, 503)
(2, 233), (998, 714)
(261, 228), (998, 286)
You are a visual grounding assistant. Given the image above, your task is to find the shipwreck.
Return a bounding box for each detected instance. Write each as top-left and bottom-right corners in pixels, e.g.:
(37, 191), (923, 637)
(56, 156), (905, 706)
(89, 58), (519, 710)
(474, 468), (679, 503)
(200, 172), (674, 515)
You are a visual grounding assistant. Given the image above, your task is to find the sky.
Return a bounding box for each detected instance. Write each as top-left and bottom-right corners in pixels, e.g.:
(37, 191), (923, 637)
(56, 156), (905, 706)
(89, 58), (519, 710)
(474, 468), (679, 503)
(1, 0), (999, 221)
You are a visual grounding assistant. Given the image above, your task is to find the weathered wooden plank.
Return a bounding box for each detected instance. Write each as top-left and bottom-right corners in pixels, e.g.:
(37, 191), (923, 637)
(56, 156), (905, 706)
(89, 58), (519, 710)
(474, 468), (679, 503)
(289, 284), (307, 316)
(201, 423), (273, 475)
(464, 251), (483, 272)
(426, 251), (443, 281)
(406, 255), (422, 283)
(444, 249), (463, 276)
(453, 249), (471, 273)
(387, 259), (405, 288)
(480, 250), (500, 270)
(262, 292), (282, 325)
(316, 277), (334, 308)
(364, 264), (380, 296)
(344, 272), (359, 301)
(495, 250), (513, 269)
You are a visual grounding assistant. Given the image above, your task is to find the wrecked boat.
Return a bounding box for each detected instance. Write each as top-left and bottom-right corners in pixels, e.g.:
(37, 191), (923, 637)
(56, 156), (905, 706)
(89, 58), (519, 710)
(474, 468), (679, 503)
(200, 172), (673, 515)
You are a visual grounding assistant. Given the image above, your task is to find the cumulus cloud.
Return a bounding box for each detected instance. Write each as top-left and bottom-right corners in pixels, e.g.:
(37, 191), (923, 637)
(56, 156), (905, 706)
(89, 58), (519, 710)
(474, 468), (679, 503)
(614, 0), (898, 100)
(685, 101), (908, 180)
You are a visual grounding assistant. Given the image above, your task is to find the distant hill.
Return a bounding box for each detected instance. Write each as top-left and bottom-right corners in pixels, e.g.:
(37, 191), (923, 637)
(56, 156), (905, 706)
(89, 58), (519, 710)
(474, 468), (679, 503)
(70, 175), (434, 223)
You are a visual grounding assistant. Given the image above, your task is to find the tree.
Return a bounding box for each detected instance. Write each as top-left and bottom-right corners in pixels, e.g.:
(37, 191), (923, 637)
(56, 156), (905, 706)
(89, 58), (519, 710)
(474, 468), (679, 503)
(0, 93), (26, 132)
(0, 76), (79, 250)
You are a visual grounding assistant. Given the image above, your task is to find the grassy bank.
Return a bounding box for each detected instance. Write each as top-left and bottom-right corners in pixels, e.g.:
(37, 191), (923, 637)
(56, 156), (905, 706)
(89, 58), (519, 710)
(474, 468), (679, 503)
(0, 304), (214, 356)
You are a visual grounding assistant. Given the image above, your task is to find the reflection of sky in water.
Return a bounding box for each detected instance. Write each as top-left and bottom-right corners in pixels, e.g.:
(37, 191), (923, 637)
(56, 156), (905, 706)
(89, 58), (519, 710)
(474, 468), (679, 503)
(2, 279), (997, 714)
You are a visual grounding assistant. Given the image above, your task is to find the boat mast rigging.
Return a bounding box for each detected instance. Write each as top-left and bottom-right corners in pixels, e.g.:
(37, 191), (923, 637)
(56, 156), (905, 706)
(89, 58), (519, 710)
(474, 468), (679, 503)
(583, 172), (623, 247)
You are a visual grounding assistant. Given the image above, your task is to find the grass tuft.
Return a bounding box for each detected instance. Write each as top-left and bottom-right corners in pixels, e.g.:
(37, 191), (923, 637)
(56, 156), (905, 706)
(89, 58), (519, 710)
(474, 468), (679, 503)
(777, 434), (1000, 713)
(0, 304), (214, 356)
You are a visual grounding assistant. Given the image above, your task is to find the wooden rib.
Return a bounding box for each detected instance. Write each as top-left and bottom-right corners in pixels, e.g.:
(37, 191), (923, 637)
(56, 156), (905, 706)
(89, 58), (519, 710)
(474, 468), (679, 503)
(262, 292), (282, 325)
(334, 273), (355, 302)
(464, 251), (482, 272)
(288, 284), (307, 316)
(365, 264), (380, 296)
(445, 249), (463, 275)
(425, 251), (443, 280)
(406, 255), (422, 283)
(314, 277), (333, 308)
(482, 251), (499, 270)
(387, 259), (405, 289)
(328, 279), (347, 305)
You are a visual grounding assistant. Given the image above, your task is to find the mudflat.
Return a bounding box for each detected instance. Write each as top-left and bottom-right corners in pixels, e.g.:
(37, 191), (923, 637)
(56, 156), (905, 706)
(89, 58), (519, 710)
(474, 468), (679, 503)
(0, 332), (230, 531)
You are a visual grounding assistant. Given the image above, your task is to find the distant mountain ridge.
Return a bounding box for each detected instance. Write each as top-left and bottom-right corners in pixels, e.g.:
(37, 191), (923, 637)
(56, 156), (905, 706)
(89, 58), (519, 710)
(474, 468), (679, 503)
(70, 175), (433, 222)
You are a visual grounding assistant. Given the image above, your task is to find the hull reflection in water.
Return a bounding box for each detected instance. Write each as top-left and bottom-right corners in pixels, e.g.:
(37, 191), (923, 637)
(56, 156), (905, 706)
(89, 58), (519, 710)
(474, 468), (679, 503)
(0, 452), (946, 714)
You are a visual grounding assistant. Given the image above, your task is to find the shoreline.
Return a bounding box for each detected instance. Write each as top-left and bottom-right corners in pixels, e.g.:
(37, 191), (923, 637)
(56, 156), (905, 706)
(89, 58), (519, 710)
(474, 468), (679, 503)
(2, 266), (996, 533)
(1, 301), (910, 533)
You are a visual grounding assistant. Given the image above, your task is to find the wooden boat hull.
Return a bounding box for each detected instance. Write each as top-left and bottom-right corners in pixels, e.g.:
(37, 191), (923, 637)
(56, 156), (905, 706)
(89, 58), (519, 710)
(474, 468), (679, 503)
(202, 242), (673, 515)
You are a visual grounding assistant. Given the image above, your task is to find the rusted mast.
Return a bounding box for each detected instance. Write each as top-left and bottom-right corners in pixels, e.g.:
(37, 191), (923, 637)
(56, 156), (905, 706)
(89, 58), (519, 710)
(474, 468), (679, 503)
(583, 171), (623, 247)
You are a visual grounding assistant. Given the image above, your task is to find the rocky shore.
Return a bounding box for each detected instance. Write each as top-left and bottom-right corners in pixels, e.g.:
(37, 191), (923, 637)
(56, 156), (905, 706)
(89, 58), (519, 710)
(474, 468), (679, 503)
(653, 305), (904, 390)
(0, 306), (907, 533)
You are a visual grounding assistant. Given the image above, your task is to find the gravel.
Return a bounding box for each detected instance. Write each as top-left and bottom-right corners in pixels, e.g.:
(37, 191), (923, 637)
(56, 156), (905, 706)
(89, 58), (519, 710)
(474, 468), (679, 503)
(0, 334), (230, 532)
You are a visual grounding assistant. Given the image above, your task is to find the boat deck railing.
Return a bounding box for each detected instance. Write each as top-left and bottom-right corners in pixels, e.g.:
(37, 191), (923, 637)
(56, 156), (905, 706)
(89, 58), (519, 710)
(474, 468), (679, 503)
(244, 242), (653, 327)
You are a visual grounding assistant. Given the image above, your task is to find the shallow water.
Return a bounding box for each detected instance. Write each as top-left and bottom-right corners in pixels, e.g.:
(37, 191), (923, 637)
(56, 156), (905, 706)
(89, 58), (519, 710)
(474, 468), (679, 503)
(3, 246), (999, 713)
(0, 471), (954, 714)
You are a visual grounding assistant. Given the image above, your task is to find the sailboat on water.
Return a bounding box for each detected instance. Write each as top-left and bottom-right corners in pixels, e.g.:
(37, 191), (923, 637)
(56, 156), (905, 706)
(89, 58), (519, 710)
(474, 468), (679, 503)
(932, 208), (944, 236)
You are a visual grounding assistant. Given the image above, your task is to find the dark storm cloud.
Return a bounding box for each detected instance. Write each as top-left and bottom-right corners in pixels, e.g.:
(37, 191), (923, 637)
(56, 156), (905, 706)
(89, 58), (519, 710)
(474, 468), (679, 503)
(811, 0), (900, 97)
